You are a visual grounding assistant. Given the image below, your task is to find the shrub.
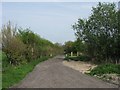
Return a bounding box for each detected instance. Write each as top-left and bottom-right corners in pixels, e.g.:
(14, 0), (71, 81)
(89, 64), (120, 75)
(4, 37), (27, 65)
(2, 52), (9, 70)
(1, 22), (27, 65)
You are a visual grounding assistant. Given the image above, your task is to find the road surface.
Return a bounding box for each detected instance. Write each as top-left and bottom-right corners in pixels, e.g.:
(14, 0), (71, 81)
(13, 55), (117, 88)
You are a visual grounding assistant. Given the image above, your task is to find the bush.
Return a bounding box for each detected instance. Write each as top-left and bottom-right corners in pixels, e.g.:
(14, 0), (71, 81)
(2, 52), (9, 71)
(4, 37), (27, 65)
(89, 64), (120, 75)
(2, 22), (27, 65)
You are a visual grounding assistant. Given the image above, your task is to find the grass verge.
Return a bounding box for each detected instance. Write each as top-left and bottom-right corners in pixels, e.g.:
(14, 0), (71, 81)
(2, 53), (49, 89)
(88, 63), (120, 75)
(87, 63), (120, 85)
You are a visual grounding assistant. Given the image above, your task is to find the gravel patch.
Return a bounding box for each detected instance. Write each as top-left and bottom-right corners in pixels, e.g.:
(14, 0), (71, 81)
(62, 60), (120, 86)
(63, 60), (97, 73)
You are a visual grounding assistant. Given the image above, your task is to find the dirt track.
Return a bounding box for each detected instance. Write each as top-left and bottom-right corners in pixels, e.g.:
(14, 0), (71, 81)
(13, 55), (117, 88)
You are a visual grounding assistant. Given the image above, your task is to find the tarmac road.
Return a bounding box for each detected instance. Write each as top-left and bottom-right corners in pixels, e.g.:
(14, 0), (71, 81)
(13, 55), (118, 88)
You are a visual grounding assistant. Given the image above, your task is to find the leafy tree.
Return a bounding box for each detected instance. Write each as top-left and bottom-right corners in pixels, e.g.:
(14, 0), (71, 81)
(72, 2), (120, 63)
(64, 41), (74, 54)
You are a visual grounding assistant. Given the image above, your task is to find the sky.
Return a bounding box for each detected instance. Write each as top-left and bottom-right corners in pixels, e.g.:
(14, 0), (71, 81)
(1, 1), (119, 44)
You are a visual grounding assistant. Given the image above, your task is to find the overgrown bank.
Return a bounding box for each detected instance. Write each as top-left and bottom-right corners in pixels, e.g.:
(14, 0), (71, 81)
(1, 22), (63, 89)
(2, 52), (50, 89)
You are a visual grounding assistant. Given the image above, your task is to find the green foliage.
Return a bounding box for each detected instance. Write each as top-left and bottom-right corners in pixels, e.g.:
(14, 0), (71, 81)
(18, 28), (63, 59)
(2, 22), (27, 65)
(89, 64), (120, 75)
(1, 21), (63, 65)
(2, 52), (9, 71)
(73, 39), (86, 53)
(72, 2), (120, 63)
(64, 39), (85, 54)
(64, 41), (74, 54)
(1, 21), (63, 88)
(2, 55), (49, 89)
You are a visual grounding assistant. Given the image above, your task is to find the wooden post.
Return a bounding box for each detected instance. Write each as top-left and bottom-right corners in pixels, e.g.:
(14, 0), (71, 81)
(71, 52), (73, 57)
(77, 52), (79, 56)
(66, 54), (67, 57)
(31, 48), (34, 55)
(50, 54), (52, 57)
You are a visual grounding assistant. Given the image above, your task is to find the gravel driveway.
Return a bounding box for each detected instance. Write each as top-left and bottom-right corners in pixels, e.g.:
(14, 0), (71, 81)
(13, 55), (118, 88)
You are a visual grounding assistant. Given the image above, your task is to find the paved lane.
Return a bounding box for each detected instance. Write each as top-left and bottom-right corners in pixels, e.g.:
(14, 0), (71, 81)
(13, 55), (117, 88)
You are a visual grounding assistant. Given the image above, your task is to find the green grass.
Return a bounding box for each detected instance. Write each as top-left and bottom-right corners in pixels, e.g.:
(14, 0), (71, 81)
(88, 63), (120, 76)
(2, 53), (49, 89)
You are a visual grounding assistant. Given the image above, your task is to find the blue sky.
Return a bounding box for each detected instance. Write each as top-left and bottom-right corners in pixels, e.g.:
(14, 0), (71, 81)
(1, 2), (118, 44)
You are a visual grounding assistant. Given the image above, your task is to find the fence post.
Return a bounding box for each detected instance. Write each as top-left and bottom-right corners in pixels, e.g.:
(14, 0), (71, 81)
(71, 52), (73, 57)
(50, 53), (52, 57)
(77, 52), (79, 56)
(66, 54), (67, 57)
